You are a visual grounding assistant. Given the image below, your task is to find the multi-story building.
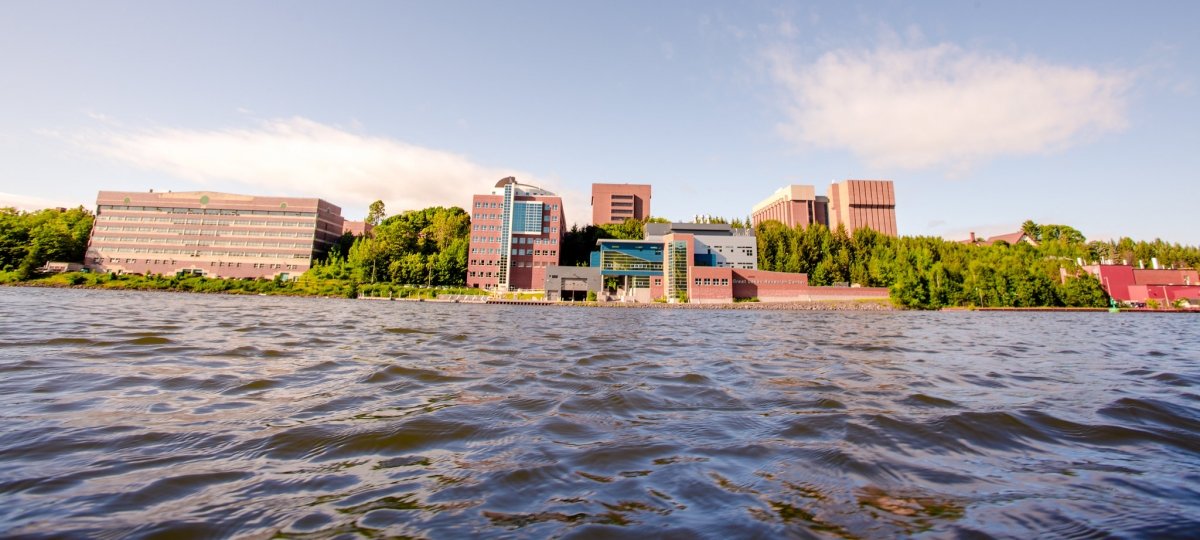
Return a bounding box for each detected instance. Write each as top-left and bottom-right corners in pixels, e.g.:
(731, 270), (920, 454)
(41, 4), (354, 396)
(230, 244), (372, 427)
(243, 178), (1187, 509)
(751, 179), (897, 237)
(828, 179), (897, 237)
(644, 223), (757, 269)
(587, 222), (888, 303)
(85, 190), (345, 279)
(467, 177), (565, 291)
(591, 183), (651, 225)
(750, 185), (828, 230)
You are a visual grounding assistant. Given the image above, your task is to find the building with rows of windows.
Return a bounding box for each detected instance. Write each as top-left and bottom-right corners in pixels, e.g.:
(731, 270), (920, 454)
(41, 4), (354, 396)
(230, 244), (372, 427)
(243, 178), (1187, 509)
(575, 222), (888, 303)
(591, 183), (651, 225)
(466, 177), (565, 291)
(85, 191), (345, 279)
(751, 179), (897, 237)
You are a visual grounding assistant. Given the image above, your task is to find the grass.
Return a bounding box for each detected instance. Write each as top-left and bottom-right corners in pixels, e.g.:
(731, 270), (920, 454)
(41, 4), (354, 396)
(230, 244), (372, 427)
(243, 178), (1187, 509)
(5, 271), (484, 300)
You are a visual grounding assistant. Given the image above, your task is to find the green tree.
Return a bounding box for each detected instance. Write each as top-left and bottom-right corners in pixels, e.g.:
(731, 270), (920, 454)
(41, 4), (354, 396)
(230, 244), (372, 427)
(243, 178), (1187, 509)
(366, 200), (386, 227)
(1060, 273), (1108, 307)
(598, 218), (645, 240)
(1021, 220), (1042, 242)
(0, 207), (94, 277)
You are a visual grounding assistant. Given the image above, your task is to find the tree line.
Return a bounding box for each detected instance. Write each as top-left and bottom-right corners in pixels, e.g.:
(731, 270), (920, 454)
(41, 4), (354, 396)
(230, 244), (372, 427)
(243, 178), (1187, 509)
(755, 220), (1200, 309)
(0, 207), (94, 278)
(5, 201), (1200, 310)
(307, 204), (471, 287)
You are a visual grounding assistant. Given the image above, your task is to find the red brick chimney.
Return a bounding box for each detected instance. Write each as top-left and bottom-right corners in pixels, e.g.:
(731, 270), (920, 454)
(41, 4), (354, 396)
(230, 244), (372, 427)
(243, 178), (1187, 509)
(969, 232), (976, 243)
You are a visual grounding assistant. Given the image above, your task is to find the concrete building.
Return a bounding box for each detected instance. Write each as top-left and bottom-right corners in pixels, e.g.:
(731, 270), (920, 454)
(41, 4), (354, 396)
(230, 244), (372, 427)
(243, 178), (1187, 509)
(750, 185), (828, 230)
(828, 179), (897, 237)
(85, 190), (345, 279)
(751, 180), (897, 237)
(645, 223), (756, 269)
(591, 183), (651, 225)
(467, 177), (565, 291)
(1081, 264), (1200, 306)
(544, 266), (602, 301)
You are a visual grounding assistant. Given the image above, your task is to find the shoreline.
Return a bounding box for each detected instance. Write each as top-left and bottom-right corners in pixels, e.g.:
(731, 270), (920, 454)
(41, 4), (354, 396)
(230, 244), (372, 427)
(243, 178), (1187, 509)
(9, 282), (1197, 313)
(363, 296), (896, 311)
(4, 281), (893, 311)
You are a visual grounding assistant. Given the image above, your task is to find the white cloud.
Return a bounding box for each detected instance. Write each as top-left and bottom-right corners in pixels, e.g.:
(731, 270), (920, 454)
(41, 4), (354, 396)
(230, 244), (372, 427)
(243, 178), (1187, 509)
(69, 117), (587, 222)
(0, 191), (86, 211)
(768, 43), (1131, 171)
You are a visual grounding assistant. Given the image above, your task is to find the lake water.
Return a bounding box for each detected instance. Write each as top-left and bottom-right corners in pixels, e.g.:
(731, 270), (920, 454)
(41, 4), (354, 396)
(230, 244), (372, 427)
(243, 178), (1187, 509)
(1, 287), (1198, 538)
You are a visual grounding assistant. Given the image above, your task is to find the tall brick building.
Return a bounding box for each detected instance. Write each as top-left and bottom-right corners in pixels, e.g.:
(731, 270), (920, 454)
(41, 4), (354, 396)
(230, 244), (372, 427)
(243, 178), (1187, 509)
(828, 179), (897, 237)
(467, 177), (565, 291)
(751, 179), (897, 237)
(749, 185), (828, 230)
(591, 183), (651, 225)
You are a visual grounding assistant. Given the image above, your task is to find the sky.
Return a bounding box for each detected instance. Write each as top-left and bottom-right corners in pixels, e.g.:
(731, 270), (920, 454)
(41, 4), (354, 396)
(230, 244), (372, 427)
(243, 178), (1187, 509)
(1, 1), (1198, 244)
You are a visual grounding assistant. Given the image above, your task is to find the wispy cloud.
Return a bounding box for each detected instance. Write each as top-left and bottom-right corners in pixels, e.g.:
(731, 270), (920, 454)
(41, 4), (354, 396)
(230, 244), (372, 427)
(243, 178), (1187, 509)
(67, 117), (587, 221)
(767, 43), (1132, 171)
(0, 191), (86, 211)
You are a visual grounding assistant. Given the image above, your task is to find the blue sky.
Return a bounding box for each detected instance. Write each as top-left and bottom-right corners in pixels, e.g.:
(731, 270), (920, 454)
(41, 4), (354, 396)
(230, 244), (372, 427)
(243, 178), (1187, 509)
(1, 1), (1198, 244)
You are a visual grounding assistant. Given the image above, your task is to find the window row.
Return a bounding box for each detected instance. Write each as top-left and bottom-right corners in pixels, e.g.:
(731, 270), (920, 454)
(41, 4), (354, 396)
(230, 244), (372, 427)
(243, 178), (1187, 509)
(99, 213), (314, 226)
(92, 258), (304, 270)
(474, 201), (559, 211)
(511, 248), (556, 256)
(468, 261), (552, 277)
(94, 247), (311, 259)
(732, 278), (806, 285)
(472, 225), (558, 233)
(694, 277), (731, 287)
(469, 246), (556, 259)
(93, 236), (312, 249)
(95, 227), (316, 238)
(100, 205), (317, 217)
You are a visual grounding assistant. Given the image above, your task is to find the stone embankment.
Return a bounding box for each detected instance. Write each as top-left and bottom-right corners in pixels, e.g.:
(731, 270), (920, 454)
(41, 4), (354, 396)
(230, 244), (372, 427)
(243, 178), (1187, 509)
(487, 299), (895, 311)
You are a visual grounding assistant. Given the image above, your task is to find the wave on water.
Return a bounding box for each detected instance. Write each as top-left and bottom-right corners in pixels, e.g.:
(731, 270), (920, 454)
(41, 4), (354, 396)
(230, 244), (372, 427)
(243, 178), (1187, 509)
(1, 287), (1198, 538)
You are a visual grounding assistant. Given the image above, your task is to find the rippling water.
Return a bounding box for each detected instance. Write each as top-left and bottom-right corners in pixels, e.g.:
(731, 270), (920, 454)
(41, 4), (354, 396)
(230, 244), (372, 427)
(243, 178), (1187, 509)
(2, 288), (1199, 538)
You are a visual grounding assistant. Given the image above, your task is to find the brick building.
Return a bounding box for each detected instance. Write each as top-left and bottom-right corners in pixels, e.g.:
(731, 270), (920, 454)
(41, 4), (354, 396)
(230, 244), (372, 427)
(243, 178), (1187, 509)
(591, 183), (651, 225)
(751, 180), (897, 237)
(467, 177), (565, 291)
(750, 185), (828, 230)
(828, 179), (897, 236)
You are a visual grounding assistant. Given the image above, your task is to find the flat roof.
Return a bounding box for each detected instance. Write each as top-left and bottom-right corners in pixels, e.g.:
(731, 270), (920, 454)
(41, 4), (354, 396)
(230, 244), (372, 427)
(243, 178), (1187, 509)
(595, 238), (662, 246)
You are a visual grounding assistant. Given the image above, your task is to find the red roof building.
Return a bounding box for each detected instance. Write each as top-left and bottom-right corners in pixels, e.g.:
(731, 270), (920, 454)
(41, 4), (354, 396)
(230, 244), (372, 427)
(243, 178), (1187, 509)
(1082, 264), (1200, 304)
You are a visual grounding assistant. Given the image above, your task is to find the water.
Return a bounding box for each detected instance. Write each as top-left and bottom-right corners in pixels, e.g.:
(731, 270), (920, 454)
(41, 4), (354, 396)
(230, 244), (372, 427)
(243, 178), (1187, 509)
(1, 287), (1198, 538)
